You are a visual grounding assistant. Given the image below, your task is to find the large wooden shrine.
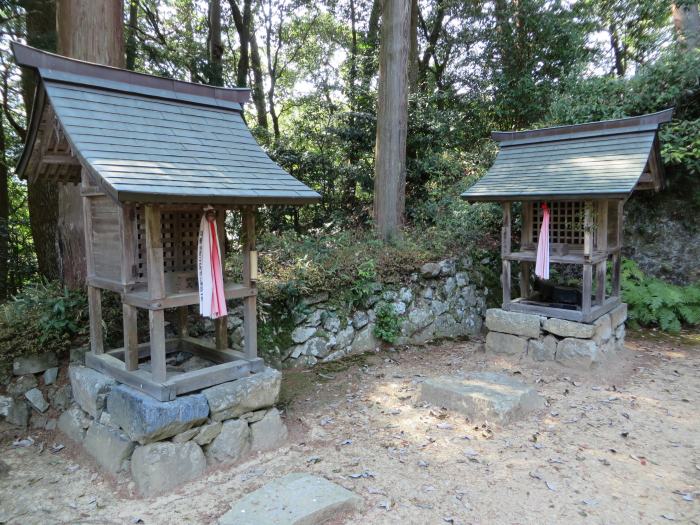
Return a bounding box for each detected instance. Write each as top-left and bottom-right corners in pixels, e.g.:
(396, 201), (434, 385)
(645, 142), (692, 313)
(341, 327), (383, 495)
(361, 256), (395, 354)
(462, 109), (673, 324)
(13, 43), (320, 401)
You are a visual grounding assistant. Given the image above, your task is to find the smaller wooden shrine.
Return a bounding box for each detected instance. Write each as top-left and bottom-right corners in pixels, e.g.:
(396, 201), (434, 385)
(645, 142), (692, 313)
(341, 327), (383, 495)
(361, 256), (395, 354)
(462, 109), (673, 324)
(13, 43), (320, 400)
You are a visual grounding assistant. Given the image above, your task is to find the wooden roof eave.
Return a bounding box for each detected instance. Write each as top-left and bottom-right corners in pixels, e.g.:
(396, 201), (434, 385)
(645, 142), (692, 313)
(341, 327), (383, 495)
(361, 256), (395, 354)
(115, 190), (322, 207)
(15, 83), (46, 181)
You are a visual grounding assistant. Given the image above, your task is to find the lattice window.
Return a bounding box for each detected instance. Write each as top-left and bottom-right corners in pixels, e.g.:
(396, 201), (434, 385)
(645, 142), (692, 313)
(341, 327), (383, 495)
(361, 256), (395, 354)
(532, 201), (585, 246)
(135, 208), (201, 280)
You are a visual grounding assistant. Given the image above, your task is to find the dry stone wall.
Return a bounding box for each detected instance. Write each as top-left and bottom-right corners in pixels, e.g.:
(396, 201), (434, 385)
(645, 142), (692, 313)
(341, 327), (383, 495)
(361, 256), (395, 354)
(484, 304), (627, 368)
(207, 258), (488, 368)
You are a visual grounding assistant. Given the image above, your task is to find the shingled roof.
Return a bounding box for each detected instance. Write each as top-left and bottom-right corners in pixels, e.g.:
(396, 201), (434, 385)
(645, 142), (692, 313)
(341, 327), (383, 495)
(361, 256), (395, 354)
(461, 109), (673, 202)
(13, 43), (320, 205)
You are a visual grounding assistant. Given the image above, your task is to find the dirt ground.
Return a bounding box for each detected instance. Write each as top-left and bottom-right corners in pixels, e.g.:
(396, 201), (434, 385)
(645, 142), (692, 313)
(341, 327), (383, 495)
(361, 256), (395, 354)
(1, 330), (699, 525)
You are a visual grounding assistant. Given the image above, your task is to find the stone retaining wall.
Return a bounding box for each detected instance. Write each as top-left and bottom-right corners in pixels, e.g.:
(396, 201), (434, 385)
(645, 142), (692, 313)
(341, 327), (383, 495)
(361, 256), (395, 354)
(206, 258), (488, 368)
(484, 304), (627, 368)
(57, 364), (286, 496)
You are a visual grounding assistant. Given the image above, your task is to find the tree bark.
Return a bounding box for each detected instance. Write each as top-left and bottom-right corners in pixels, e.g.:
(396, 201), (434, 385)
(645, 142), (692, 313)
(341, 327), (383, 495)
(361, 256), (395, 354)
(610, 22), (626, 77)
(360, 0), (382, 93)
(125, 0), (139, 70)
(208, 0), (224, 86)
(408, 0), (419, 92)
(229, 0), (251, 88)
(417, 0), (446, 86)
(373, 0), (410, 241)
(20, 0), (60, 281)
(249, 31), (268, 129)
(673, 2), (700, 50)
(0, 93), (9, 299)
(56, 0), (124, 289)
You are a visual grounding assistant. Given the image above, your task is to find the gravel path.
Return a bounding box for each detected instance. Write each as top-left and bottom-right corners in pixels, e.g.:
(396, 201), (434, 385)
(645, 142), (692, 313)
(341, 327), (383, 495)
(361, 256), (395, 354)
(1, 332), (699, 525)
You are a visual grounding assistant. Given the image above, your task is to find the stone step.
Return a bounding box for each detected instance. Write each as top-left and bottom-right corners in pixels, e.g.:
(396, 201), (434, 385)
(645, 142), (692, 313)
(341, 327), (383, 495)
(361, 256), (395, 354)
(419, 372), (544, 424)
(218, 473), (362, 525)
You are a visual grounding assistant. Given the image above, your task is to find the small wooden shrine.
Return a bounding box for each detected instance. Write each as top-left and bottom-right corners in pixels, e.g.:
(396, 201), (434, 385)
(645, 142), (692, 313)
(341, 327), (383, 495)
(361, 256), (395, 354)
(13, 43), (320, 400)
(462, 109), (673, 324)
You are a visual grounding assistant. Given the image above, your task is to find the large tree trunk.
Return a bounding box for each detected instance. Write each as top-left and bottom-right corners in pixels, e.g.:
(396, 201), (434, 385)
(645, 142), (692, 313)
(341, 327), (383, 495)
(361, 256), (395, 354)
(125, 0), (139, 70)
(20, 0), (60, 281)
(208, 0), (223, 86)
(56, 0), (124, 289)
(0, 94), (9, 299)
(673, 2), (700, 50)
(408, 0), (419, 92)
(373, 0), (410, 241)
(229, 0), (251, 88)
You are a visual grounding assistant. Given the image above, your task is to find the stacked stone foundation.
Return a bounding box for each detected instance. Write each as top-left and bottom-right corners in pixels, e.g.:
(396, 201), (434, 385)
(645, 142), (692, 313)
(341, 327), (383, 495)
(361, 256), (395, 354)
(484, 304), (627, 368)
(58, 364), (287, 496)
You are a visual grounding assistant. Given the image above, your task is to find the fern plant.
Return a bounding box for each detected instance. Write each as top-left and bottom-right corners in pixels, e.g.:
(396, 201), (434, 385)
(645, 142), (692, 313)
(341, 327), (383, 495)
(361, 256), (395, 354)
(621, 259), (700, 333)
(373, 302), (401, 343)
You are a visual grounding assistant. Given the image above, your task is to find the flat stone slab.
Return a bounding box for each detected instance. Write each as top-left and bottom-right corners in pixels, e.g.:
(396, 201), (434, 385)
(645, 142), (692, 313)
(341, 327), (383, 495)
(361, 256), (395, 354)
(485, 309), (541, 338)
(13, 352), (57, 375)
(419, 372), (544, 424)
(218, 473), (362, 525)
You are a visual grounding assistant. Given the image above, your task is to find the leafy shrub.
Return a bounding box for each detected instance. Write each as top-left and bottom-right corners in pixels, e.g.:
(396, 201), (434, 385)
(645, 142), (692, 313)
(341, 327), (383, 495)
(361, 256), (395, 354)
(621, 259), (700, 333)
(373, 302), (401, 344)
(0, 281), (124, 372)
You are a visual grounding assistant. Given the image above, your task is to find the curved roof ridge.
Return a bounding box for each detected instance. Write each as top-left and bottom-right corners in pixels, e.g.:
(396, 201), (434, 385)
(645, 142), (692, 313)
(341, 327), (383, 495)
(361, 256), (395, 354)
(492, 109), (673, 147)
(12, 42), (250, 108)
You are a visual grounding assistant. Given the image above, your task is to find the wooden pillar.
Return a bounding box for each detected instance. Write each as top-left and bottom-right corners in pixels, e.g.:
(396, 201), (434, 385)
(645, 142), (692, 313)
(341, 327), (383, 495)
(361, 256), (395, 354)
(177, 307), (188, 339)
(595, 200), (608, 305)
(81, 169), (103, 355)
(214, 207), (228, 350)
(145, 205), (167, 383)
(123, 304), (138, 370)
(519, 262), (531, 299)
(611, 200), (624, 298)
(501, 202), (512, 307)
(87, 286), (104, 355)
(242, 208), (257, 359)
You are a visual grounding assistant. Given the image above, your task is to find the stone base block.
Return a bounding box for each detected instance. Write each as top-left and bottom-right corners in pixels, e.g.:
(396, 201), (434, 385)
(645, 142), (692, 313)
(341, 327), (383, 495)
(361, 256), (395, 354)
(131, 441), (206, 497)
(419, 372), (544, 424)
(484, 305), (628, 369)
(51, 364), (288, 494)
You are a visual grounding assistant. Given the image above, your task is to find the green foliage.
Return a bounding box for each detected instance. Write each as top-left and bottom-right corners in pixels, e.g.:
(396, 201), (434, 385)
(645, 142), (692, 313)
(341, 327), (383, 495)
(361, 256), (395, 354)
(0, 281), (86, 371)
(373, 302), (401, 344)
(546, 50), (700, 191)
(348, 259), (377, 308)
(621, 259), (700, 333)
(0, 281), (125, 371)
